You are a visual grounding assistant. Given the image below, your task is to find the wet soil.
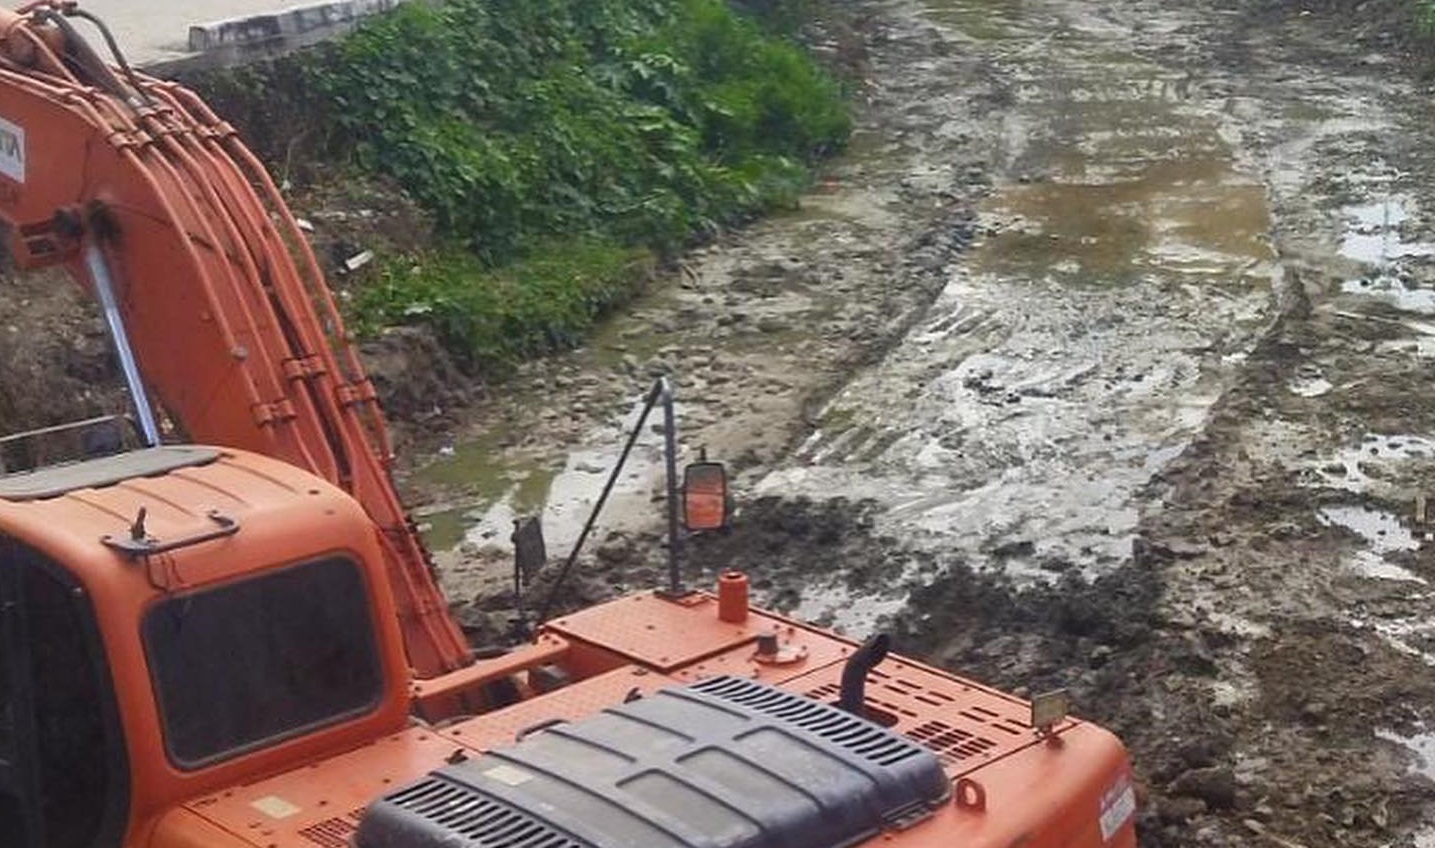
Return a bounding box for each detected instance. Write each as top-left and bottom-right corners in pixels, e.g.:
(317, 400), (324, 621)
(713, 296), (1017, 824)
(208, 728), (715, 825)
(402, 1), (1435, 845)
(6, 0), (1435, 845)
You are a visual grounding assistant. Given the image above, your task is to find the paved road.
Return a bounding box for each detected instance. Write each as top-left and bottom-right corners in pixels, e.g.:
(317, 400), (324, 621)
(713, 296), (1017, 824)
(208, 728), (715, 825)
(64, 1), (295, 65)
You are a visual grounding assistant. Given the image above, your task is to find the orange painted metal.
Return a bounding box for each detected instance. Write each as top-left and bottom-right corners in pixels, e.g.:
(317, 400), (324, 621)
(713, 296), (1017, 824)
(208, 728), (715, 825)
(181, 667), (675, 848)
(717, 569), (750, 622)
(409, 633), (573, 719)
(0, 459), (1136, 848)
(177, 729), (473, 848)
(157, 591), (1136, 848)
(439, 665), (671, 748)
(1, 475), (1136, 848)
(545, 590), (853, 673)
(0, 449), (414, 847)
(0, 8), (469, 679)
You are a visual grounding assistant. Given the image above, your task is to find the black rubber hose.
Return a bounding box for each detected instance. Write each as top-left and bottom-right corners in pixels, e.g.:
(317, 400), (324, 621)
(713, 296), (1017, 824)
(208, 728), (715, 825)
(838, 633), (891, 716)
(35, 7), (150, 107)
(63, 7), (150, 104)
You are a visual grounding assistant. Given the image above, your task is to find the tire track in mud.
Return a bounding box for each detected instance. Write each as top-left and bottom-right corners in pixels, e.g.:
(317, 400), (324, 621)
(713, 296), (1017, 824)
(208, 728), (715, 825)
(1110, 3), (1435, 845)
(743, 0), (1280, 632)
(415, 2), (998, 620)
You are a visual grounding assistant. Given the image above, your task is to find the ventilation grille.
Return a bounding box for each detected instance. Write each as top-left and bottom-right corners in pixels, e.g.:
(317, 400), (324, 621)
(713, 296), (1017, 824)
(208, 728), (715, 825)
(689, 676), (924, 768)
(804, 668), (1032, 764)
(299, 809), (363, 848)
(386, 778), (583, 848)
(906, 720), (1000, 764)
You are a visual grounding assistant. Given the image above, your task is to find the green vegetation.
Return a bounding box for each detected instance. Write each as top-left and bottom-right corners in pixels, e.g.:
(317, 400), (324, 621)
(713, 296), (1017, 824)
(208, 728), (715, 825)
(353, 241), (648, 367)
(306, 0), (849, 372)
(1420, 0), (1435, 32)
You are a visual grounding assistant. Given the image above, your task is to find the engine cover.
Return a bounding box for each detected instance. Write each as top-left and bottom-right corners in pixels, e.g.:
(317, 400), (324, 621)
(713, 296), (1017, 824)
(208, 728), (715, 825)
(356, 676), (949, 848)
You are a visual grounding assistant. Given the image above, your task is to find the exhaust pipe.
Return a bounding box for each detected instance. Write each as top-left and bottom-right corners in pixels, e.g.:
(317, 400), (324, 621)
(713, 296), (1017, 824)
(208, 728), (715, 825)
(838, 633), (890, 717)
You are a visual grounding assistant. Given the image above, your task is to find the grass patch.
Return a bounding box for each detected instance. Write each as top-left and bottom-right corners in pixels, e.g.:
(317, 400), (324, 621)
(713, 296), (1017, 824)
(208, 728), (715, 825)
(188, 0), (851, 371)
(354, 241), (652, 372)
(313, 0), (848, 264)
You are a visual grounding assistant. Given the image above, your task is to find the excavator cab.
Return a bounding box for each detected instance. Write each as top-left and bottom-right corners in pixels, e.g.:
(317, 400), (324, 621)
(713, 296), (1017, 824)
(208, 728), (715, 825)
(0, 444), (417, 848)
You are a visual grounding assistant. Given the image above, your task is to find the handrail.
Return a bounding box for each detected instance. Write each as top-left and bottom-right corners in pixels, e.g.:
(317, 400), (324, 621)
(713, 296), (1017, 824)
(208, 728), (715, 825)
(100, 510), (239, 558)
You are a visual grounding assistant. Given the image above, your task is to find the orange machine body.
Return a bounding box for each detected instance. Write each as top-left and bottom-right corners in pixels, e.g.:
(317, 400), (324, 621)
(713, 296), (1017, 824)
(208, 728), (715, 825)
(0, 447), (1136, 848)
(160, 590), (1138, 848)
(0, 1), (470, 679)
(0, 448), (413, 845)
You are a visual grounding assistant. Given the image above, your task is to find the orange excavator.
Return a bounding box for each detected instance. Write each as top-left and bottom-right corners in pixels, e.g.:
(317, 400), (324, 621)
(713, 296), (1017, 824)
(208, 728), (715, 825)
(0, 4), (1139, 847)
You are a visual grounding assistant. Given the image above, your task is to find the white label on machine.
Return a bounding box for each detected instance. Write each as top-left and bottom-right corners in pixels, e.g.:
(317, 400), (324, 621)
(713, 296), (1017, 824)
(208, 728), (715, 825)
(250, 795), (302, 820)
(1098, 773), (1137, 842)
(484, 764), (534, 786)
(0, 116), (23, 184)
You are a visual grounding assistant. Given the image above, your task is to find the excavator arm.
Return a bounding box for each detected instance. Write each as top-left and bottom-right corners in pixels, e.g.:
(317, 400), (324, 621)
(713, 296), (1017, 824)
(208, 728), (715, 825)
(0, 1), (470, 677)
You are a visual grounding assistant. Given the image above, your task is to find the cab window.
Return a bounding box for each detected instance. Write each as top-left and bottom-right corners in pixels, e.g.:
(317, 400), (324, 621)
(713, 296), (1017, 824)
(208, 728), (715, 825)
(142, 556), (383, 768)
(0, 538), (126, 848)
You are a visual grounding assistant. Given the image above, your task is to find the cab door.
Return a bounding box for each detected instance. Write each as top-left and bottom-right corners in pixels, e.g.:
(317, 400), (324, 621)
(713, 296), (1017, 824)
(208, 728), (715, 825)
(0, 537), (127, 848)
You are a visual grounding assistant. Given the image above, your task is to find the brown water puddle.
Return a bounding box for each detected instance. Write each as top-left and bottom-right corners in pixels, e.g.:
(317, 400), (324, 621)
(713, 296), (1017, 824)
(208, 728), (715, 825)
(974, 65), (1272, 285)
(979, 157), (1272, 283)
(749, 0), (1282, 630)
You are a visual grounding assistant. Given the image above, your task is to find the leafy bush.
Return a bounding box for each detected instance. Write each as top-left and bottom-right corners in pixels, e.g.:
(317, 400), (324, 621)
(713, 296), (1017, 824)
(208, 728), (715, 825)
(355, 242), (650, 371)
(312, 0), (848, 262)
(307, 0), (847, 367)
(1421, 0), (1435, 33)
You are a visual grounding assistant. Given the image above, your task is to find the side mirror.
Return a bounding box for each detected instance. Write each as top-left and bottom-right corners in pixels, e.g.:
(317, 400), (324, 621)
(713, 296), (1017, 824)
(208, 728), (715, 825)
(682, 461), (731, 531)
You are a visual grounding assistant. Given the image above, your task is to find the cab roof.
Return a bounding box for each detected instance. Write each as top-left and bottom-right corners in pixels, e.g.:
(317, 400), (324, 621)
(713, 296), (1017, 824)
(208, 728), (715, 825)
(0, 446), (220, 502)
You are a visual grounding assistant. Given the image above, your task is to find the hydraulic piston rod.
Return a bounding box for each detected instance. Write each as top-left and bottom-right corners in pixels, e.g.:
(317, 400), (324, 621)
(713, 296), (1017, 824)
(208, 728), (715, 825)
(83, 242), (160, 446)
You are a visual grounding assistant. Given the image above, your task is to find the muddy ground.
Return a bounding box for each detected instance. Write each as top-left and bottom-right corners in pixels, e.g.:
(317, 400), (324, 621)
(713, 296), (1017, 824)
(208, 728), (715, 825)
(397, 0), (1435, 844)
(7, 0), (1435, 845)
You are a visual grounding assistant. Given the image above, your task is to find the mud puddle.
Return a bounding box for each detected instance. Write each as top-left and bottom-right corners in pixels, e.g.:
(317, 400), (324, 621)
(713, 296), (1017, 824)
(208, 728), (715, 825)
(752, 0), (1277, 631)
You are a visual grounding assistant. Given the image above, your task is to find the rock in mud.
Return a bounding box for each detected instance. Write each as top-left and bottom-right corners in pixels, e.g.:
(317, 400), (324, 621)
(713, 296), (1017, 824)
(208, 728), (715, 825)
(1169, 766), (1239, 811)
(1157, 795), (1209, 825)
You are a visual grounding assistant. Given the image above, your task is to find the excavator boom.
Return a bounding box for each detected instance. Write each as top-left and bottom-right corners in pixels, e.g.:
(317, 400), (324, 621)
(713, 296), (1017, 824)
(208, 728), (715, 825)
(0, 1), (468, 675)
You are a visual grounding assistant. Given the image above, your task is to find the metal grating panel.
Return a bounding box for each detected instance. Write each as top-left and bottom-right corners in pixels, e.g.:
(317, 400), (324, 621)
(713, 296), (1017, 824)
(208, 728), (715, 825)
(383, 778), (583, 848)
(298, 809), (363, 848)
(690, 675), (926, 768)
(800, 665), (1025, 767)
(906, 720), (1000, 764)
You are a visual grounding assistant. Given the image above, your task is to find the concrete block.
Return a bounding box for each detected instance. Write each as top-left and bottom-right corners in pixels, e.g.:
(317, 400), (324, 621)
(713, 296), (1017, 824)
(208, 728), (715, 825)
(186, 0), (410, 54)
(283, 3), (356, 36)
(188, 15), (284, 53)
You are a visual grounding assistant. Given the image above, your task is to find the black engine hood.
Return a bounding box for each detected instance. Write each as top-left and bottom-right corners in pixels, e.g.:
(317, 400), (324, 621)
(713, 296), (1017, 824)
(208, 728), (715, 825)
(356, 675), (949, 848)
